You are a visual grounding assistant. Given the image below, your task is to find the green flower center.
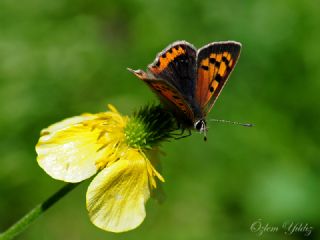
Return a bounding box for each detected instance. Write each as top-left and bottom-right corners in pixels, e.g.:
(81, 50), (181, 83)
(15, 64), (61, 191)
(124, 105), (177, 149)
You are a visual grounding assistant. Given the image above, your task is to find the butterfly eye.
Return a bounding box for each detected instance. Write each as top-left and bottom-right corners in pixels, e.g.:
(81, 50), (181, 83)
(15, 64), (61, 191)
(195, 120), (203, 131)
(194, 120), (207, 133)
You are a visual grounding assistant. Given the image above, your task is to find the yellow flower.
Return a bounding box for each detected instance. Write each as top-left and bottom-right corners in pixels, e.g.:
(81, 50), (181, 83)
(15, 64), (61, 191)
(36, 104), (175, 232)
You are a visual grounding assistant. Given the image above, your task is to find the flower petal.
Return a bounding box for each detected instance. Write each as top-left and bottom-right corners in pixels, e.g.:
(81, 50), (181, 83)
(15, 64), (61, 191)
(36, 115), (111, 182)
(86, 149), (150, 233)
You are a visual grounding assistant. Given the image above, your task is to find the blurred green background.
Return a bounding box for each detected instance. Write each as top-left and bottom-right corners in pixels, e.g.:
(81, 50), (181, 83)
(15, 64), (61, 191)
(1, 0), (319, 239)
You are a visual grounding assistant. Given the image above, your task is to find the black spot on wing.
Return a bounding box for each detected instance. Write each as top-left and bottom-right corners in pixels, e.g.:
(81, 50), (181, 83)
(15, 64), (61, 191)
(201, 65), (209, 71)
(215, 74), (222, 83)
(209, 57), (221, 68)
(222, 56), (229, 65)
(209, 58), (216, 64)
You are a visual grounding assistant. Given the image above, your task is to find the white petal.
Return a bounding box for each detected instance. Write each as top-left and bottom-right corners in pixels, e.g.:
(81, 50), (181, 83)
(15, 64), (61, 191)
(36, 115), (108, 182)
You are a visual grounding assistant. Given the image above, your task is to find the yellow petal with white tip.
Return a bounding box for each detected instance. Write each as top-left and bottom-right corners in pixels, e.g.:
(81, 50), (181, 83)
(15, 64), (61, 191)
(36, 112), (125, 183)
(86, 148), (149, 233)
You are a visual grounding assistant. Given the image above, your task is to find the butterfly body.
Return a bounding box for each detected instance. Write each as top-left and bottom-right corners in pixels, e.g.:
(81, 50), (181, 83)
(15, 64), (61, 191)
(129, 41), (241, 139)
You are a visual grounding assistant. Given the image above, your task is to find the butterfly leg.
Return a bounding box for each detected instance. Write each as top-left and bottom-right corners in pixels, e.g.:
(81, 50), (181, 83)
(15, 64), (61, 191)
(174, 129), (192, 140)
(170, 123), (184, 136)
(171, 125), (184, 134)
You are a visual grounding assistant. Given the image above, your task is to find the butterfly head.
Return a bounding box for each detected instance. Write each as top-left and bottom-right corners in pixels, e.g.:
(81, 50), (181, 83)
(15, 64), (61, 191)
(194, 119), (208, 141)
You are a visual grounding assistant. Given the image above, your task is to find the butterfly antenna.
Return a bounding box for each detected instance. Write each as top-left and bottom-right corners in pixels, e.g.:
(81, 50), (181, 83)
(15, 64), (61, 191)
(209, 119), (255, 127)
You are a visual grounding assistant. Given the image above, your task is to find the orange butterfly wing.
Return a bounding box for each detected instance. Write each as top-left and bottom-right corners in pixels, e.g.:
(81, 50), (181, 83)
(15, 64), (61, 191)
(196, 42), (241, 116)
(147, 41), (197, 99)
(127, 68), (194, 122)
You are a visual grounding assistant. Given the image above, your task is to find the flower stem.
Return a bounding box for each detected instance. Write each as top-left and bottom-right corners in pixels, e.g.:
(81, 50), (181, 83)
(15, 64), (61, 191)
(0, 183), (79, 240)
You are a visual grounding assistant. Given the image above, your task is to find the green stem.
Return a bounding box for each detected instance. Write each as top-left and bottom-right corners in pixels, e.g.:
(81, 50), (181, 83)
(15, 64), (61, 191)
(0, 183), (79, 240)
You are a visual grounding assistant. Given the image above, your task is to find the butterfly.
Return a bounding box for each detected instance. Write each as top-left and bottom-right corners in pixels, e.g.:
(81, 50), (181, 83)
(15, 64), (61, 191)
(128, 40), (241, 140)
